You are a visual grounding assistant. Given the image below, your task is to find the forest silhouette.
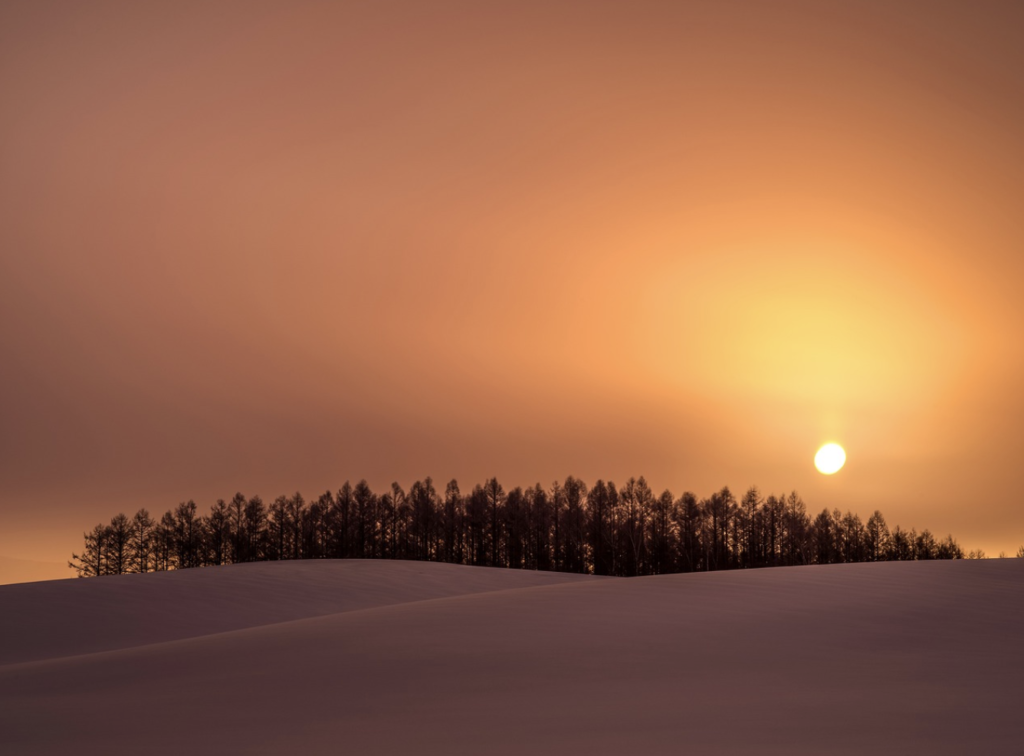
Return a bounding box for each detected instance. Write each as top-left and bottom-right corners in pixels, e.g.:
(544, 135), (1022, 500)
(70, 477), (975, 577)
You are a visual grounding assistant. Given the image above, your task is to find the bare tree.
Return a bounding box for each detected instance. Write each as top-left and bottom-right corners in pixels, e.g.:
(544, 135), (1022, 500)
(71, 476), (970, 578)
(69, 523), (110, 577)
(130, 509), (155, 573)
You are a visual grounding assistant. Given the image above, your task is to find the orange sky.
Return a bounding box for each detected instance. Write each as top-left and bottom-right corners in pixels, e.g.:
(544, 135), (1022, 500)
(2, 0), (1024, 569)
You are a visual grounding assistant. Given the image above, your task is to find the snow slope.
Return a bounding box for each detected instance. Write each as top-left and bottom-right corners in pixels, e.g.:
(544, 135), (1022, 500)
(1, 559), (1022, 755)
(0, 559), (600, 665)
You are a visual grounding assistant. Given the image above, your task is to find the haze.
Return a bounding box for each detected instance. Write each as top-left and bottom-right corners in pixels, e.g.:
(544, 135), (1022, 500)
(2, 0), (1023, 571)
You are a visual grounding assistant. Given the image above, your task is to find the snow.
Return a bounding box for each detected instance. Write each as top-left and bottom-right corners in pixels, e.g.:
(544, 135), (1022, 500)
(0, 559), (600, 665)
(1, 559), (1022, 754)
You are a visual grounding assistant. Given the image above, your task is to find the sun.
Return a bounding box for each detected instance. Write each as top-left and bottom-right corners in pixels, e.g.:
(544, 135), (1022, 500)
(814, 443), (846, 475)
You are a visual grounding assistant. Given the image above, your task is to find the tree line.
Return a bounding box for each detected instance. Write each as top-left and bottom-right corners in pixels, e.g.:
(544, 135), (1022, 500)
(70, 476), (974, 577)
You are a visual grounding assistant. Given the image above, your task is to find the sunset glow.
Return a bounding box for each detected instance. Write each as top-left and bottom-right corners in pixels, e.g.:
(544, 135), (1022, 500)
(1, 0), (1024, 573)
(3, 3), (1024, 753)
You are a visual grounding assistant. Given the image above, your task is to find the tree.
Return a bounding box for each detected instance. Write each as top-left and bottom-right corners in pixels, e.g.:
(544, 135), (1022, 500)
(503, 486), (528, 570)
(835, 511), (864, 563)
(914, 530), (938, 560)
(172, 500), (203, 569)
(243, 495), (267, 562)
(483, 477), (505, 567)
(440, 479), (463, 564)
(865, 511), (890, 562)
(889, 527), (914, 560)
(306, 491), (334, 559)
(384, 483), (406, 559)
(562, 477), (588, 573)
(105, 514), (132, 575)
(648, 489), (674, 575)
(812, 509), (837, 565)
(587, 480), (613, 575)
(228, 493), (248, 563)
(353, 481), (376, 559)
(268, 496), (288, 561)
(619, 478), (653, 576)
(781, 492), (810, 566)
(466, 485), (489, 566)
(330, 484), (353, 559)
(704, 487), (735, 571)
(69, 523), (110, 577)
(550, 480), (564, 572)
(936, 536), (963, 559)
(762, 494), (784, 567)
(130, 509), (156, 573)
(71, 476), (972, 579)
(205, 499), (231, 566)
(526, 484), (552, 571)
(409, 478), (436, 561)
(287, 492), (305, 560)
(154, 512), (175, 571)
(673, 491), (702, 572)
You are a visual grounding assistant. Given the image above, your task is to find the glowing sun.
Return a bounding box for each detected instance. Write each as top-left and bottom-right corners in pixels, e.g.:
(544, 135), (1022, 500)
(814, 443), (846, 475)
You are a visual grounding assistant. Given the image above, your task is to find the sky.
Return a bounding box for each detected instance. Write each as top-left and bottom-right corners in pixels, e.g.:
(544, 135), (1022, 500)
(2, 0), (1024, 570)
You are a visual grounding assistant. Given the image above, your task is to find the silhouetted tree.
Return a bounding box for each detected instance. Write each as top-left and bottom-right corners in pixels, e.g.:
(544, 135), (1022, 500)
(130, 509), (155, 573)
(409, 478), (437, 561)
(619, 478), (653, 576)
(243, 495), (267, 562)
(705, 487), (735, 571)
(268, 496), (289, 561)
(937, 535), (964, 559)
(70, 523), (109, 577)
(154, 512), (175, 571)
(101, 514), (131, 575)
(353, 481), (376, 559)
(550, 479), (564, 572)
(647, 489), (674, 575)
(762, 494), (784, 567)
(288, 493), (304, 560)
(205, 499), (231, 566)
(306, 491), (334, 559)
(330, 484), (353, 559)
(739, 487), (761, 568)
(228, 492), (248, 563)
(527, 484), (552, 571)
(865, 511), (890, 562)
(914, 530), (938, 560)
(889, 526), (914, 561)
(440, 479), (463, 564)
(503, 486), (528, 569)
(483, 477), (505, 567)
(562, 477), (588, 573)
(72, 475), (971, 578)
(587, 480), (613, 575)
(176, 501), (204, 569)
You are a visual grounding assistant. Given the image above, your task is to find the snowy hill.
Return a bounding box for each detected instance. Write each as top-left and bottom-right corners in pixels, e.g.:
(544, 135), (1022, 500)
(1, 559), (1021, 754)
